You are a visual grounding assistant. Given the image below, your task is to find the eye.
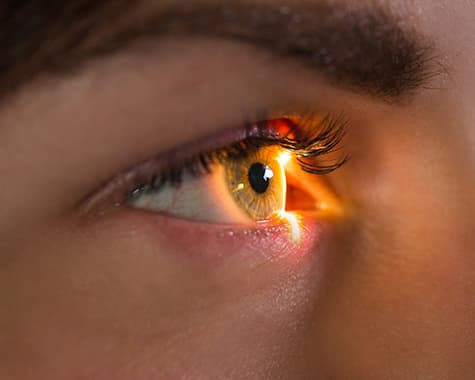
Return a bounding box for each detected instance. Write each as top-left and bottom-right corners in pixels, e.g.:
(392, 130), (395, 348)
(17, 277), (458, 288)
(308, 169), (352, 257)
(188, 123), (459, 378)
(87, 114), (348, 226)
(132, 145), (288, 223)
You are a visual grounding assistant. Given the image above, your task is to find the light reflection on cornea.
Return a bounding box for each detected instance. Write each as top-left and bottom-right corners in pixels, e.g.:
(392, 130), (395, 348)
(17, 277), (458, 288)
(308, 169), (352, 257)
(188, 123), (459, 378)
(275, 149), (303, 243)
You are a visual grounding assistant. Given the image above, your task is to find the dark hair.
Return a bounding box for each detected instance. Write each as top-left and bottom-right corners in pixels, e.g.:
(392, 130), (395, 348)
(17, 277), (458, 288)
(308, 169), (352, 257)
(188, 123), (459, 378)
(0, 1), (131, 97)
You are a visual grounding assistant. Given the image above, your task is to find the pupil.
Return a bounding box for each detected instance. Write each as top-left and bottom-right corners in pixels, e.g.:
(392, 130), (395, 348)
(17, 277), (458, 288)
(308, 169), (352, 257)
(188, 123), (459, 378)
(248, 162), (273, 194)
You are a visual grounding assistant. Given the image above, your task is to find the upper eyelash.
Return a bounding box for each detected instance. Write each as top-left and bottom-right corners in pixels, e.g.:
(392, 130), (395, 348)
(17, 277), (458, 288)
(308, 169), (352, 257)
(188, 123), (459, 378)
(129, 113), (349, 199)
(264, 113), (349, 175)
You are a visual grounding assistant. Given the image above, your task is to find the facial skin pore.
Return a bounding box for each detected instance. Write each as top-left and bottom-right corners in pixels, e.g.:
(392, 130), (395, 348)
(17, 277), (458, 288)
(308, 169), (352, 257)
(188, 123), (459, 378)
(1, 1), (475, 379)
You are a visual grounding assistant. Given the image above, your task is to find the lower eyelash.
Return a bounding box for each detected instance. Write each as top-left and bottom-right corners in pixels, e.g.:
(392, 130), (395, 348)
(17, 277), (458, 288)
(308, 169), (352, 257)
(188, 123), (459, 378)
(129, 113), (349, 199)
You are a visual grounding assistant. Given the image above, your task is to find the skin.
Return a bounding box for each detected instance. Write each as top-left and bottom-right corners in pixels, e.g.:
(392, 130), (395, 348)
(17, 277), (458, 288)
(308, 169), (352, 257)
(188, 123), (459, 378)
(1, 0), (475, 379)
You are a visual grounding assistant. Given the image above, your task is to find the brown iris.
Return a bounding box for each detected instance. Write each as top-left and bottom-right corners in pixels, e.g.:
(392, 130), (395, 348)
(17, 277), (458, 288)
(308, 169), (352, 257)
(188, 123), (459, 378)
(224, 146), (287, 221)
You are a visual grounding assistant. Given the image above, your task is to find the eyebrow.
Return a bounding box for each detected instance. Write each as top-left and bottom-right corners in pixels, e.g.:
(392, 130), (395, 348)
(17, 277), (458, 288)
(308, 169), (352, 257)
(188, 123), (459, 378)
(1, 1), (438, 101)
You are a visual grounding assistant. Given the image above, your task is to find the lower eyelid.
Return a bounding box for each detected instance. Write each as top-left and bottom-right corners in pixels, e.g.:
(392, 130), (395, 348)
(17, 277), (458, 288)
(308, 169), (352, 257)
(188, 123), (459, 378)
(112, 205), (321, 265)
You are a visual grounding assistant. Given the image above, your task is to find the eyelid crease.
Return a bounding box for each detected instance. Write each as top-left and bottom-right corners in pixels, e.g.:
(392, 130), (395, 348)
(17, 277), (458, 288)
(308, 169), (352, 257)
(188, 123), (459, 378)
(78, 112), (349, 218)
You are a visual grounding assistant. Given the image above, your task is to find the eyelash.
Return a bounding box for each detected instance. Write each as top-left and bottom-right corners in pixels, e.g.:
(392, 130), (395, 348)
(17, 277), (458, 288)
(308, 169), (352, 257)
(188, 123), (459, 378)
(128, 113), (349, 200)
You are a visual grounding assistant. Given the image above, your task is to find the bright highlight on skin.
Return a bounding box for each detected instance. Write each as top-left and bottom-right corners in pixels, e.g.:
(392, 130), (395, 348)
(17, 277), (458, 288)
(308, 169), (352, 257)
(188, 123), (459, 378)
(277, 210), (302, 242)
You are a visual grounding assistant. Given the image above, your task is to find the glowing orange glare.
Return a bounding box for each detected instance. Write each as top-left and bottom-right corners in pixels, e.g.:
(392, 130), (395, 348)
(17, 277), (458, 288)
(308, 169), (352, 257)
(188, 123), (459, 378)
(277, 151), (292, 167)
(277, 210), (302, 242)
(269, 119), (294, 138)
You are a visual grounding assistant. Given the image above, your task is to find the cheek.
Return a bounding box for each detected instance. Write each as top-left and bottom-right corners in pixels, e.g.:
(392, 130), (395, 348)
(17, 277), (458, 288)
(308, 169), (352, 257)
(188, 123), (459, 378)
(297, 175), (475, 375)
(0, 214), (328, 379)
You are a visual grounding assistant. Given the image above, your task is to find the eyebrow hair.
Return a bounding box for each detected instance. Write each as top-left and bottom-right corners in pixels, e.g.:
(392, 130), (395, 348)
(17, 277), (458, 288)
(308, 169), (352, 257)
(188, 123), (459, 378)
(0, 1), (438, 101)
